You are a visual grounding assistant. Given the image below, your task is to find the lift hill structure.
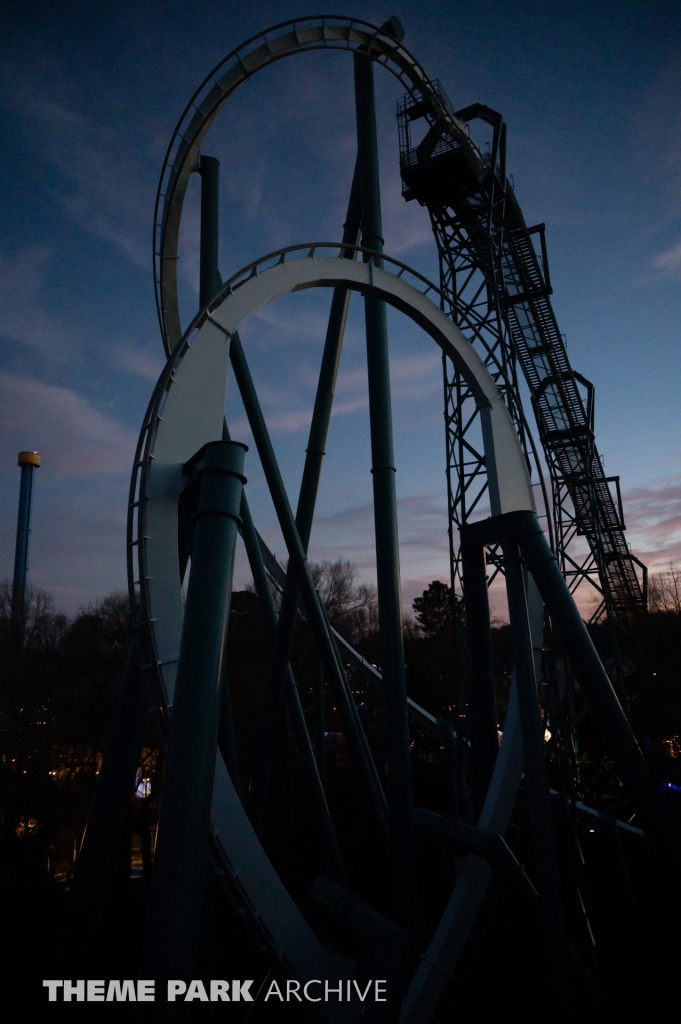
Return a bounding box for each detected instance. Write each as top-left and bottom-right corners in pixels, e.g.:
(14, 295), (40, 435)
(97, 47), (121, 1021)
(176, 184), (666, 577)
(61, 16), (670, 1024)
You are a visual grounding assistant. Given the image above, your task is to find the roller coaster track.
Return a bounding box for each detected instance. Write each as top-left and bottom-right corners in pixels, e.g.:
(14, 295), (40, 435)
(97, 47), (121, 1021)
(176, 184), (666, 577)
(124, 17), (662, 1019)
(152, 13), (644, 619)
(131, 242), (540, 1021)
(396, 86), (646, 617)
(153, 15), (438, 357)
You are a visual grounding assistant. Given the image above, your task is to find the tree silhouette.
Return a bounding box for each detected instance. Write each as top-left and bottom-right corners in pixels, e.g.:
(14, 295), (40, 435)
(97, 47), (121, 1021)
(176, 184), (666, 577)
(413, 579), (453, 638)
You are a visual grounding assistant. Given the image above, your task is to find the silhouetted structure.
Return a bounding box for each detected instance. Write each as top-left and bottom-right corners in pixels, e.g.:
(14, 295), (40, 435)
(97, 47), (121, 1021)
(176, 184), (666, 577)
(57, 16), (677, 1024)
(10, 450), (40, 645)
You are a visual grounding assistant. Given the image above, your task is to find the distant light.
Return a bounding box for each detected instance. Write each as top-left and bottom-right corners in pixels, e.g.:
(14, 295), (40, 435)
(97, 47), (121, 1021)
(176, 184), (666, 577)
(135, 768), (152, 799)
(544, 728), (552, 743)
(589, 829), (595, 833)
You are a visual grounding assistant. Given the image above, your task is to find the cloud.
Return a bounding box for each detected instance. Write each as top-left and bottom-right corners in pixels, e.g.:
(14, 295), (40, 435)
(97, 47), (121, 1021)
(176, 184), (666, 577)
(308, 489), (450, 586)
(0, 246), (72, 353)
(622, 476), (681, 570)
(0, 468), (129, 614)
(630, 57), (681, 209)
(229, 340), (443, 438)
(0, 372), (136, 611)
(111, 344), (164, 382)
(2, 80), (155, 267)
(653, 240), (681, 278)
(247, 301), (339, 351)
(382, 182), (434, 256)
(305, 490), (519, 619)
(329, 350), (441, 415)
(0, 372), (137, 475)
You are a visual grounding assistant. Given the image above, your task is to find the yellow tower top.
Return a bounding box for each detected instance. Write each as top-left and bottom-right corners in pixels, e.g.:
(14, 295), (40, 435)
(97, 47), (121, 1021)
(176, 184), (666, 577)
(18, 451), (41, 468)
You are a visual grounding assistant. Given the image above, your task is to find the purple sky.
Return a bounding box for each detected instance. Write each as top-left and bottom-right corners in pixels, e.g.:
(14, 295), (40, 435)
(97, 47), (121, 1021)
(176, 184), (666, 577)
(1, 1), (679, 616)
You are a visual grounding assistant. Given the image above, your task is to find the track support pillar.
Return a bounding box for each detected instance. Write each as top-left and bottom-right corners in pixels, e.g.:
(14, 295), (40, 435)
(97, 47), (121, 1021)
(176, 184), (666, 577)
(230, 431), (346, 885)
(198, 155), (221, 307)
(354, 46), (421, 938)
(502, 539), (573, 1022)
(461, 543), (498, 812)
(229, 334), (389, 846)
(143, 439), (246, 986)
(246, 163), (361, 825)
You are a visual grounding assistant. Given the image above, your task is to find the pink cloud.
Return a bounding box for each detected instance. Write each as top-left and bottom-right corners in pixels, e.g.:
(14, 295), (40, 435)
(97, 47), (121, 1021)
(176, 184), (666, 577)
(0, 372), (137, 475)
(622, 477), (681, 571)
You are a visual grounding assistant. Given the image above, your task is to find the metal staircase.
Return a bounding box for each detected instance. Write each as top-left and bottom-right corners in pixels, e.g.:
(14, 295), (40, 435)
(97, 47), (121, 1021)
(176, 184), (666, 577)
(397, 84), (646, 618)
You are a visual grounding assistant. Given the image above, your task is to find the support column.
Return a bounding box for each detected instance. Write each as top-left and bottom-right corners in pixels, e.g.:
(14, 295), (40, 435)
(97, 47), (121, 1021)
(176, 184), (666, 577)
(461, 544), (498, 812)
(143, 440), (246, 986)
(517, 518), (681, 884)
(314, 654), (327, 792)
(217, 659), (240, 792)
(460, 509), (681, 895)
(229, 335), (389, 845)
(503, 540), (573, 1022)
(234, 456), (346, 885)
(354, 49), (420, 936)
(246, 166), (363, 826)
(11, 450), (40, 644)
(199, 155), (221, 308)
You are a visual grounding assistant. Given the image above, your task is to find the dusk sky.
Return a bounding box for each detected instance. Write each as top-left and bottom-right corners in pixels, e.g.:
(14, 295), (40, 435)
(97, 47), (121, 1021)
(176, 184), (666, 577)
(1, 0), (679, 616)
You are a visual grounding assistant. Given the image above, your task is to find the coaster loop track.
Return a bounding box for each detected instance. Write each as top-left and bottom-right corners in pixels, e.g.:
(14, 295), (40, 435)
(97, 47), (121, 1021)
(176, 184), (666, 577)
(154, 14), (442, 356)
(154, 13), (644, 623)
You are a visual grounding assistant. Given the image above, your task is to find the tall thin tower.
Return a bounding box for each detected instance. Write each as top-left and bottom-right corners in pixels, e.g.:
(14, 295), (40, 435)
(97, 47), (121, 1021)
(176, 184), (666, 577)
(11, 450), (41, 644)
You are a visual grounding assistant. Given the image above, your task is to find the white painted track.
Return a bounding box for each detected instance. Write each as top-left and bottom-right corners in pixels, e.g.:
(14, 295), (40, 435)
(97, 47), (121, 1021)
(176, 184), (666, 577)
(153, 15), (479, 354)
(129, 249), (531, 1021)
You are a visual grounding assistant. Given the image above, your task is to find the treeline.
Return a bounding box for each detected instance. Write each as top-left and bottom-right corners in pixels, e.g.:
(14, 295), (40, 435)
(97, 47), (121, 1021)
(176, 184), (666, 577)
(0, 587), (132, 884)
(1, 561), (680, 891)
(608, 563), (681, 788)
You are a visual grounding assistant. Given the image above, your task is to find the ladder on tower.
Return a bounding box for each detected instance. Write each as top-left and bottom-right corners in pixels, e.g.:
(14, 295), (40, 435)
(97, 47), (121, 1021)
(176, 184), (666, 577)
(397, 83), (646, 618)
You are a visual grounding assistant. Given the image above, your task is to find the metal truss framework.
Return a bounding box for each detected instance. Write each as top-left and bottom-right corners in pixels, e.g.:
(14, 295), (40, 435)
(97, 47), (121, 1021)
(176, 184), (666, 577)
(124, 244), (664, 1022)
(396, 86), (646, 624)
(61, 19), (677, 1024)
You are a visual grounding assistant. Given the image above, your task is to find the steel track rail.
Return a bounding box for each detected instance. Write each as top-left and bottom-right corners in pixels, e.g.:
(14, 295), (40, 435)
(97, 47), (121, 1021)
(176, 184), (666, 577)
(138, 24), (647, 1015)
(130, 246), (539, 1018)
(152, 15), (470, 356)
(396, 87), (644, 615)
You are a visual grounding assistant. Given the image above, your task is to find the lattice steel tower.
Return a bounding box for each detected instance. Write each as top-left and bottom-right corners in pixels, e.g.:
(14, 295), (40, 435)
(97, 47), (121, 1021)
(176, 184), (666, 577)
(397, 86), (646, 631)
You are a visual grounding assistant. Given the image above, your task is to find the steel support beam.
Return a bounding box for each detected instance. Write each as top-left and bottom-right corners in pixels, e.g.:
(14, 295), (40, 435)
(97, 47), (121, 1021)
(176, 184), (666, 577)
(233, 445), (346, 885)
(216, 659), (240, 792)
(354, 48), (420, 937)
(515, 518), (681, 883)
(11, 451), (40, 643)
(502, 539), (573, 1023)
(464, 509), (681, 889)
(143, 440), (245, 985)
(245, 167), (364, 828)
(229, 334), (389, 844)
(196, 159), (351, 880)
(314, 653), (327, 792)
(461, 544), (498, 811)
(198, 155), (221, 308)
(212, 421), (241, 794)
